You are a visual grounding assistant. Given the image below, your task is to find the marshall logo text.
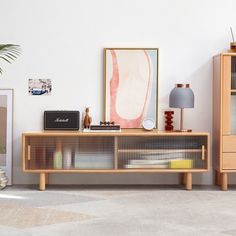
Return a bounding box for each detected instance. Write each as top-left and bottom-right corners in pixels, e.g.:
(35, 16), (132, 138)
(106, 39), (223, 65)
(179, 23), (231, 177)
(54, 118), (69, 123)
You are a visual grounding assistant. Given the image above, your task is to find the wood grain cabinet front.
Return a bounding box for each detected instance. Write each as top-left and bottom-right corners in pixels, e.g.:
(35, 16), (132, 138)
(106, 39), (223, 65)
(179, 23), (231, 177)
(222, 153), (236, 169)
(222, 136), (236, 152)
(22, 131), (210, 191)
(213, 53), (236, 190)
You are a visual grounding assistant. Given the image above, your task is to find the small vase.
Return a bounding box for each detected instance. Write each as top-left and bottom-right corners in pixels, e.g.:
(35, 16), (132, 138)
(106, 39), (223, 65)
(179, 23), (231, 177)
(53, 140), (63, 169)
(63, 147), (72, 169)
(53, 151), (62, 169)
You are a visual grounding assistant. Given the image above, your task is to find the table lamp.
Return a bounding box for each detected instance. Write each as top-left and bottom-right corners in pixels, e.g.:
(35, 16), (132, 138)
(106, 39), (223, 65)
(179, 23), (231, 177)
(169, 84), (194, 132)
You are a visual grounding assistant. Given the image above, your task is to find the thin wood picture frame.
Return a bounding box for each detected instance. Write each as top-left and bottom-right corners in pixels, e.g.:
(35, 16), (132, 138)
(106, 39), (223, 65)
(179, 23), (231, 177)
(104, 48), (159, 129)
(0, 89), (13, 184)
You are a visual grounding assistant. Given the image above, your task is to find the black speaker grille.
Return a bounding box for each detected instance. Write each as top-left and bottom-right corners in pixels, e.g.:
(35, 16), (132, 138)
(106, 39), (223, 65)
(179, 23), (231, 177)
(44, 111), (80, 130)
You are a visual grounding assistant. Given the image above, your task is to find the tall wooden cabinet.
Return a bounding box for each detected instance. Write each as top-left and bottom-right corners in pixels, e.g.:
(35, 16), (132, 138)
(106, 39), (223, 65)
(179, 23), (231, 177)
(213, 53), (236, 190)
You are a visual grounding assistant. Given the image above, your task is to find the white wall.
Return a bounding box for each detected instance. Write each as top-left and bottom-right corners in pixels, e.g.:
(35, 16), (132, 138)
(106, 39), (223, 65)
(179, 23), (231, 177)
(0, 0), (235, 185)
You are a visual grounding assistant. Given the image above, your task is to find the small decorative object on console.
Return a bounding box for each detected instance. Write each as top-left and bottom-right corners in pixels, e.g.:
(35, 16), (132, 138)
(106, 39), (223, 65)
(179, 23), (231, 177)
(169, 84), (194, 132)
(83, 107), (92, 128)
(90, 121), (121, 131)
(44, 111), (80, 130)
(142, 118), (155, 131)
(100, 121), (115, 126)
(164, 111), (174, 131)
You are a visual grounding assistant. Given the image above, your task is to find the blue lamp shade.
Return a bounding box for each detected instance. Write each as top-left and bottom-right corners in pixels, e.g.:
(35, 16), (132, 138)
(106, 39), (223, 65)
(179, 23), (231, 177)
(169, 84), (194, 108)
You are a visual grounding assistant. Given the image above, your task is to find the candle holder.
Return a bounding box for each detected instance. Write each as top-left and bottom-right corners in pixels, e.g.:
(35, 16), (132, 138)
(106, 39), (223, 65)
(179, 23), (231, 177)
(164, 111), (174, 131)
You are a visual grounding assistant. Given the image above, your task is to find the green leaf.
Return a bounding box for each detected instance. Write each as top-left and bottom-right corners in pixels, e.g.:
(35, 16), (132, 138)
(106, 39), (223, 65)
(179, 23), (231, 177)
(3, 53), (17, 60)
(0, 44), (21, 75)
(0, 56), (12, 63)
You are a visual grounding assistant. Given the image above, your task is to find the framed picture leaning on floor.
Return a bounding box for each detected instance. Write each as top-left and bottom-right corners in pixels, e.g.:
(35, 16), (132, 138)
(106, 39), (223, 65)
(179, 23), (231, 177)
(0, 89), (13, 185)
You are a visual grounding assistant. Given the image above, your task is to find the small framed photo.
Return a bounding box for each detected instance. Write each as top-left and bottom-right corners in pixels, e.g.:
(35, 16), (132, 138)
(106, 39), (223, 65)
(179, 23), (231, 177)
(28, 79), (52, 95)
(104, 48), (158, 128)
(0, 89), (13, 184)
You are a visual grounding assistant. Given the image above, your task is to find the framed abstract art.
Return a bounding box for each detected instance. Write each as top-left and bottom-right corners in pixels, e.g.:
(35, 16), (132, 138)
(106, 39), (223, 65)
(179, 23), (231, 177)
(0, 89), (13, 184)
(104, 48), (158, 128)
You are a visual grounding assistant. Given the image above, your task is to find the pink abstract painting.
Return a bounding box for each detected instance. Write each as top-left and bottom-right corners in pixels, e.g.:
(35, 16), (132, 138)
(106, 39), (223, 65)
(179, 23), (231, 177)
(105, 49), (158, 128)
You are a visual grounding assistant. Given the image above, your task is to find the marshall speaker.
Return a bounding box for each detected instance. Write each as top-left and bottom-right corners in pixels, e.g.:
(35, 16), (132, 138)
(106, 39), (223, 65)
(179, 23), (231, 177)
(44, 111), (80, 130)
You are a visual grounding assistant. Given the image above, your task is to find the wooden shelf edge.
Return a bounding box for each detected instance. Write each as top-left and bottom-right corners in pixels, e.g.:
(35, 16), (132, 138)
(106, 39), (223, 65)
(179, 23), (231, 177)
(118, 149), (206, 153)
(22, 131), (210, 137)
(219, 169), (236, 172)
(23, 169), (209, 173)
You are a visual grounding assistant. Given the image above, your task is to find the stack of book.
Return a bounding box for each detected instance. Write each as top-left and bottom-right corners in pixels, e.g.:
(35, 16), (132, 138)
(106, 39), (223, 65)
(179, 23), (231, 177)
(0, 168), (8, 190)
(83, 124), (121, 132)
(125, 159), (169, 169)
(125, 158), (193, 169)
(169, 159), (193, 169)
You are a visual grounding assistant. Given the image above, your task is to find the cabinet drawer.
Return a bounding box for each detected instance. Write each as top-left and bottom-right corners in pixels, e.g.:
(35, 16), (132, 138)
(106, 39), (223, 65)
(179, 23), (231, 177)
(223, 153), (236, 169)
(223, 136), (236, 152)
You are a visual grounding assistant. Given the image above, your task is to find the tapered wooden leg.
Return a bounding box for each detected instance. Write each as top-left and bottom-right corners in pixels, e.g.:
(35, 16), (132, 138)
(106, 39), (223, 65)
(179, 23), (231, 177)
(180, 173), (187, 185)
(215, 170), (221, 186)
(186, 173), (192, 190)
(222, 173), (228, 191)
(39, 173), (46, 191)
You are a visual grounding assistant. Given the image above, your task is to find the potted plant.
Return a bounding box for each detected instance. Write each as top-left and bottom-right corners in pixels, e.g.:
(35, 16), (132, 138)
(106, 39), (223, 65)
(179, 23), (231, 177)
(0, 44), (21, 74)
